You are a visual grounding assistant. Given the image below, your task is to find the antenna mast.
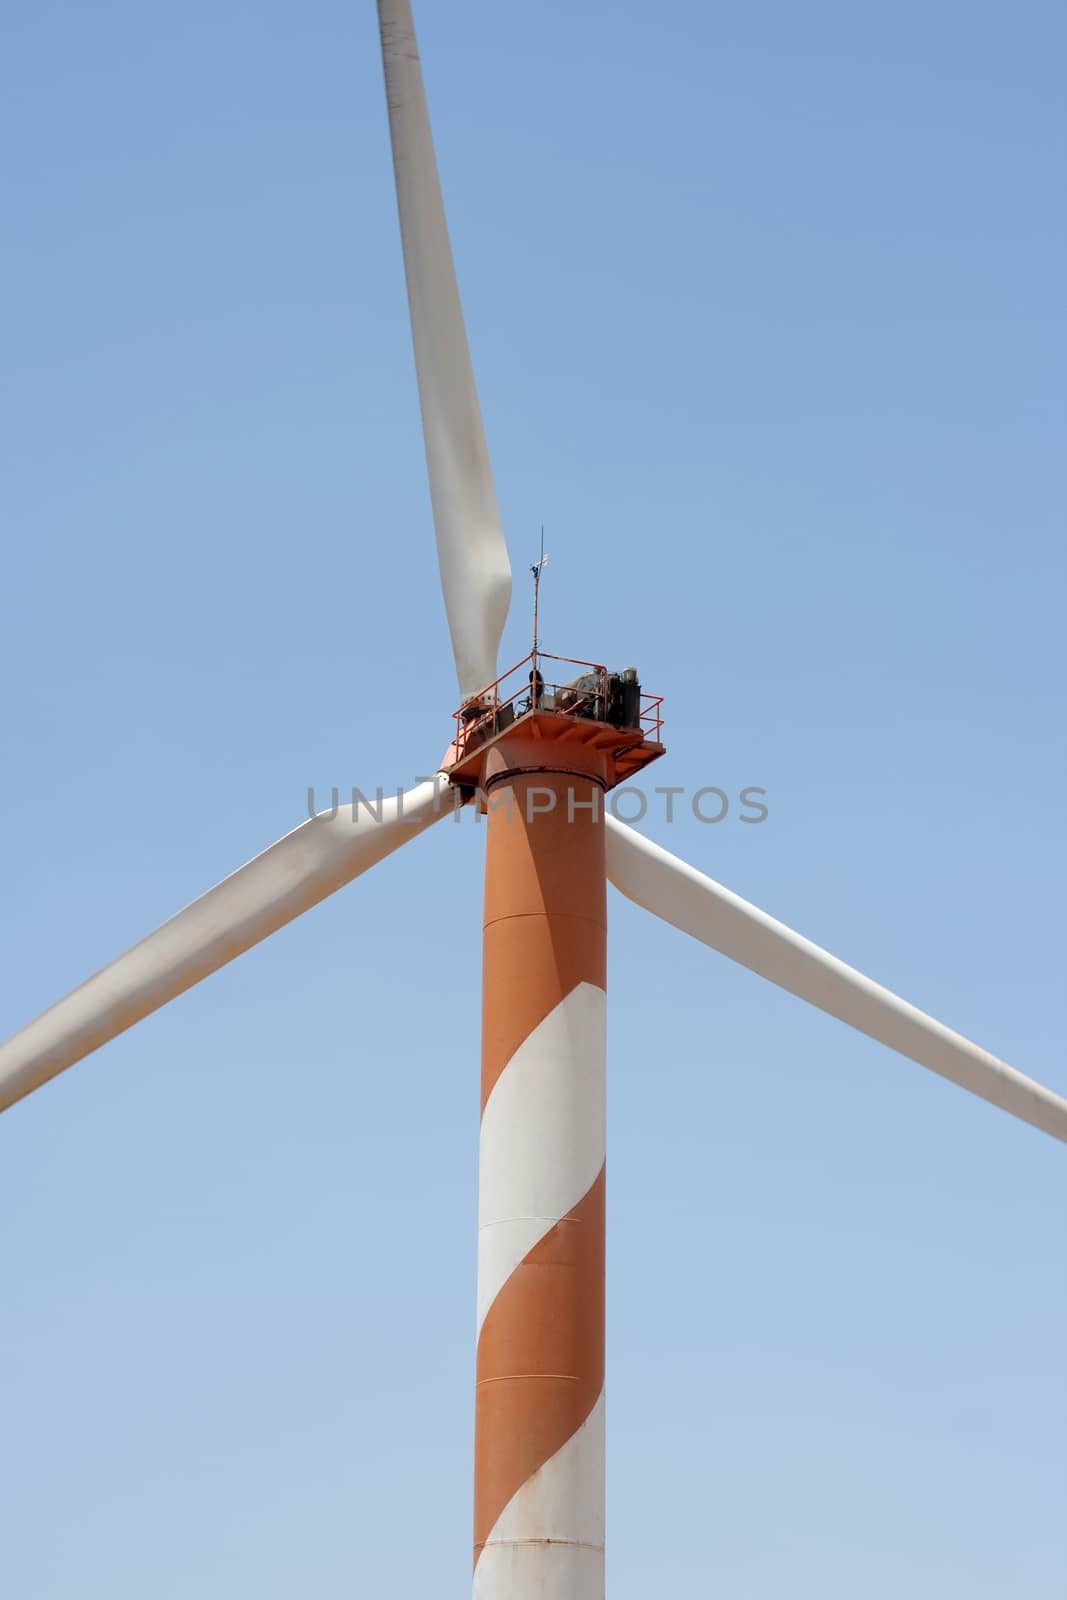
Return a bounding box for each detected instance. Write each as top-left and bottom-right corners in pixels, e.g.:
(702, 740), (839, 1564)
(531, 528), (549, 666)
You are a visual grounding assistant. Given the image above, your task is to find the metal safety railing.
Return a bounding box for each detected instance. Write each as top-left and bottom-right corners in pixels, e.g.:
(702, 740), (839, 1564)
(451, 651), (664, 764)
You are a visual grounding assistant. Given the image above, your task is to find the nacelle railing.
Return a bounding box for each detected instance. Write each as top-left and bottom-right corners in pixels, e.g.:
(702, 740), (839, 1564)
(451, 651), (664, 764)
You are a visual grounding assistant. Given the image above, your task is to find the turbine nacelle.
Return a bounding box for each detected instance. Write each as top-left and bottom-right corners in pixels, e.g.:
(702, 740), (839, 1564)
(444, 650), (666, 797)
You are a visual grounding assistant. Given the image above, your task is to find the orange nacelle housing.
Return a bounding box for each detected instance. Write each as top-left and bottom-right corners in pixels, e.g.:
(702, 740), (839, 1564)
(444, 650), (665, 794)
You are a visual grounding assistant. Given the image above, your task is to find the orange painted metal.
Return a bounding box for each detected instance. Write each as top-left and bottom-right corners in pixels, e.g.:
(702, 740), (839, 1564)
(446, 650), (665, 794)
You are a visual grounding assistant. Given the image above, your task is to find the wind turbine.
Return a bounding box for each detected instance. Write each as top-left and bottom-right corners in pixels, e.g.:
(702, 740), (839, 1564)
(2, 3), (1064, 1596)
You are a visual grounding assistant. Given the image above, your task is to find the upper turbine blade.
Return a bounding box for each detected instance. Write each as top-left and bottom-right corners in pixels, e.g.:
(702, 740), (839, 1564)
(0, 780), (452, 1115)
(605, 817), (1067, 1144)
(378, 0), (512, 699)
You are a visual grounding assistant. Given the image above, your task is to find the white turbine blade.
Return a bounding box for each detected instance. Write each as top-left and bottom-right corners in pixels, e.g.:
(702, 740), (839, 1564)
(605, 817), (1067, 1144)
(0, 780), (453, 1115)
(378, 0), (512, 699)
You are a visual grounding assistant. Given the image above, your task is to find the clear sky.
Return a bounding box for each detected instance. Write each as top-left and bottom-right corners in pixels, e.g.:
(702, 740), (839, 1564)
(2, 2), (1064, 1594)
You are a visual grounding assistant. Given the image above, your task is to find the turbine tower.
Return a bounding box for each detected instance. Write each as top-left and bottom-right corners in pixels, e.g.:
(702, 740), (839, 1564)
(1, 4), (1064, 1596)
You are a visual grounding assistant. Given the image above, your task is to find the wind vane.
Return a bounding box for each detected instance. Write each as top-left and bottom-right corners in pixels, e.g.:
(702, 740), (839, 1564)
(531, 527), (549, 658)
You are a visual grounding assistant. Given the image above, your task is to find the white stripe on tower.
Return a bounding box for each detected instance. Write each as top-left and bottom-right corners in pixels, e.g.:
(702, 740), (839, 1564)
(477, 984), (606, 1337)
(474, 1394), (606, 1597)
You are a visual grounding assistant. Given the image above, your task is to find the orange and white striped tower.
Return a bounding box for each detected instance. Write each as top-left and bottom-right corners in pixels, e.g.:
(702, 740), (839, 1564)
(472, 728), (611, 1596)
(447, 667), (664, 1596)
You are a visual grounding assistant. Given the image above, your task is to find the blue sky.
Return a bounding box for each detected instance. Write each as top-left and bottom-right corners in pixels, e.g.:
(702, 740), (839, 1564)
(2, 1), (1064, 1593)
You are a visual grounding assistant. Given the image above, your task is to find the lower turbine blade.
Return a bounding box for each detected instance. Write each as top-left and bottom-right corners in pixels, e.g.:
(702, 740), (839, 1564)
(0, 780), (453, 1114)
(605, 817), (1067, 1144)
